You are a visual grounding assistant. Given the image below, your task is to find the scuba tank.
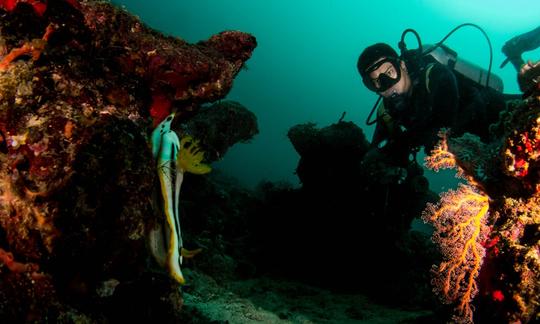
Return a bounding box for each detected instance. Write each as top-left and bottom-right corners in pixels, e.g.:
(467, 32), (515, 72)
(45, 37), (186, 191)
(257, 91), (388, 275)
(423, 43), (504, 92)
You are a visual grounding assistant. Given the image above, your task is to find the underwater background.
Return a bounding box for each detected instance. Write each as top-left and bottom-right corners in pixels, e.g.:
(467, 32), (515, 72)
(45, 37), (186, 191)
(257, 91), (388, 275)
(113, 0), (540, 192)
(0, 1), (538, 322)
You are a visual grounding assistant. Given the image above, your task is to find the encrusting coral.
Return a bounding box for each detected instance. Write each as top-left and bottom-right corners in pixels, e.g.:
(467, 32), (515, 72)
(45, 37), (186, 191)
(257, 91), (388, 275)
(423, 71), (540, 323)
(0, 0), (257, 322)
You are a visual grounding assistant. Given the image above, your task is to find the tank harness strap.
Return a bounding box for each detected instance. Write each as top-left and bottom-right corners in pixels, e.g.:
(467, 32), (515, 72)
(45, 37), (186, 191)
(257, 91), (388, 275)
(424, 63), (435, 94)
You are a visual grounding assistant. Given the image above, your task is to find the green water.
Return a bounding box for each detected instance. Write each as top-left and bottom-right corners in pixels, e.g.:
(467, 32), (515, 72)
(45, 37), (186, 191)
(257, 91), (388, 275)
(113, 0), (540, 192)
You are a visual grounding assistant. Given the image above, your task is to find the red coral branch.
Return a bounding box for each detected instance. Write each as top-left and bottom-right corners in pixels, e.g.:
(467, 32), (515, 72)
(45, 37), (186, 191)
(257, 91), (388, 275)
(0, 0), (47, 16)
(503, 114), (540, 179)
(0, 0), (78, 15)
(0, 23), (54, 71)
(149, 93), (172, 127)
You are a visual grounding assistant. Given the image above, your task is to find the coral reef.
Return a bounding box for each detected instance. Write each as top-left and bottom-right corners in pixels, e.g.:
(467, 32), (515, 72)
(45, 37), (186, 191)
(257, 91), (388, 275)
(287, 120), (369, 189)
(182, 100), (259, 161)
(423, 80), (540, 322)
(79, 1), (256, 126)
(0, 0), (256, 321)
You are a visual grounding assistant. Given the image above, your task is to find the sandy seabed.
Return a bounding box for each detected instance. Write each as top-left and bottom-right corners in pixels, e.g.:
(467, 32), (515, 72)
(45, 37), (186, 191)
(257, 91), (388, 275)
(180, 270), (433, 324)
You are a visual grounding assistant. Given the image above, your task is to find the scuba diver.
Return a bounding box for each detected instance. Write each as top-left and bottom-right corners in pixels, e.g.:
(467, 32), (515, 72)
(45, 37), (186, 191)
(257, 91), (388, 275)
(356, 24), (535, 179)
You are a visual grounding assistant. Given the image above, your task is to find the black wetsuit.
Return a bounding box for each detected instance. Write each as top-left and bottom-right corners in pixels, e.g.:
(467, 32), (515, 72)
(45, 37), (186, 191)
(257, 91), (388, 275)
(371, 59), (511, 166)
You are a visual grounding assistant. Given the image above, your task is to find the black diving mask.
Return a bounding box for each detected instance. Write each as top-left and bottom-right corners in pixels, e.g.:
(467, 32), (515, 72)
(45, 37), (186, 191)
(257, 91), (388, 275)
(362, 57), (402, 93)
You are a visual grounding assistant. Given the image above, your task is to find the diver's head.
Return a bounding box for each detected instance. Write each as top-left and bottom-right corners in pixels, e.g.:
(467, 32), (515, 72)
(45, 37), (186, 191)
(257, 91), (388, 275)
(357, 43), (412, 98)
